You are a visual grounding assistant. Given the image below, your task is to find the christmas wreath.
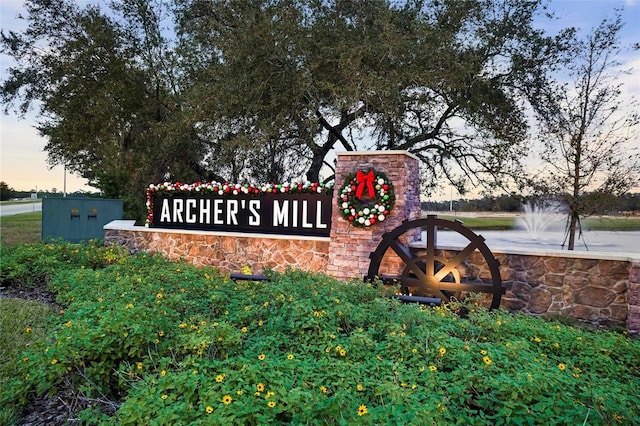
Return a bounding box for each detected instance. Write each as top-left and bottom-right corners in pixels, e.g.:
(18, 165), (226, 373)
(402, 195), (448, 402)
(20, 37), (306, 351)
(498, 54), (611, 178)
(338, 169), (395, 227)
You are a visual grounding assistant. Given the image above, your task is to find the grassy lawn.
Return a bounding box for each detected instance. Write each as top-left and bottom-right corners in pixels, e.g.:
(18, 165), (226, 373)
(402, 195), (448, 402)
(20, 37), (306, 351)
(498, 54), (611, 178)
(435, 213), (640, 231)
(0, 212), (42, 246)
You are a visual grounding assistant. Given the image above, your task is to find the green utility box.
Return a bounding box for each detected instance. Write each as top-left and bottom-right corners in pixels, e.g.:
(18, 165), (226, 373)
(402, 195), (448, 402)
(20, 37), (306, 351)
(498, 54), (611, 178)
(42, 197), (123, 242)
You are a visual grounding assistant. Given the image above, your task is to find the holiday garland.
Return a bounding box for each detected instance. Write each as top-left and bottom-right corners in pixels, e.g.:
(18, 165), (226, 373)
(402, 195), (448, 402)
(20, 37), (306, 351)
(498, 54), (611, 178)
(338, 169), (395, 227)
(146, 180), (334, 225)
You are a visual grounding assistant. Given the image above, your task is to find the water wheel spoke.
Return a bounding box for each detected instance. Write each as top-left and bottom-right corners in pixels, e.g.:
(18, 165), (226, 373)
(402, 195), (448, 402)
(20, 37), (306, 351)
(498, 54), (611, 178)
(425, 219), (437, 276)
(383, 235), (428, 282)
(433, 240), (480, 282)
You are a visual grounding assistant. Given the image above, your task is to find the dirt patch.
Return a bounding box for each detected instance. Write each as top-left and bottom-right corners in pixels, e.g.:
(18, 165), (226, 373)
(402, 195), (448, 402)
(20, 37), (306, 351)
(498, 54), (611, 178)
(0, 286), (63, 311)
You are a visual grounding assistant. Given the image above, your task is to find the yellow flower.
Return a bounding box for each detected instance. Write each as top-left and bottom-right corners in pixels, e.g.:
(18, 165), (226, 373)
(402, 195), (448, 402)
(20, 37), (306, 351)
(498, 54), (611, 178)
(266, 391), (275, 399)
(64, 321), (72, 327)
(258, 320), (264, 326)
(179, 323), (187, 328)
(161, 394), (168, 400)
(480, 349), (487, 355)
(161, 369), (167, 376)
(267, 401), (276, 408)
(137, 362), (143, 370)
(216, 374), (225, 383)
(125, 303), (134, 309)
(25, 327), (32, 333)
(205, 405), (213, 413)
(156, 293), (163, 299)
(256, 383), (265, 392)
(287, 354), (294, 360)
(241, 327), (248, 333)
(356, 384), (364, 391)
(438, 347), (446, 356)
(357, 404), (368, 416)
(558, 363), (566, 371)
(237, 390), (244, 395)
(222, 395), (233, 405)
(258, 354), (266, 361)
(339, 349), (346, 357)
(483, 356), (492, 366)
(429, 365), (437, 372)
(319, 386), (328, 393)
(534, 337), (541, 343)
(98, 297), (103, 302)
(51, 359), (58, 365)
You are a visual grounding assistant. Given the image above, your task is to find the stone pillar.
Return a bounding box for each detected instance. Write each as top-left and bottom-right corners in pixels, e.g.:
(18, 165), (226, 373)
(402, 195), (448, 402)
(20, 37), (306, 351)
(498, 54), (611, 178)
(326, 151), (421, 282)
(628, 262), (640, 336)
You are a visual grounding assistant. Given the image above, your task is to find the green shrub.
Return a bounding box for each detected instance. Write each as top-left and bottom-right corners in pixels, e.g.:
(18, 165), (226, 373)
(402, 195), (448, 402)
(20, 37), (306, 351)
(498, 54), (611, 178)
(0, 298), (55, 422)
(1, 246), (639, 425)
(0, 239), (128, 289)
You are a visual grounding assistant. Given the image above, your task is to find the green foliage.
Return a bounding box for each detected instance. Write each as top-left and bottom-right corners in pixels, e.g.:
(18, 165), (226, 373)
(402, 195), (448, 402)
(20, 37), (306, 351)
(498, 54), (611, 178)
(0, 181), (16, 201)
(0, 298), (55, 422)
(1, 242), (638, 424)
(2, 0), (572, 218)
(0, 239), (128, 289)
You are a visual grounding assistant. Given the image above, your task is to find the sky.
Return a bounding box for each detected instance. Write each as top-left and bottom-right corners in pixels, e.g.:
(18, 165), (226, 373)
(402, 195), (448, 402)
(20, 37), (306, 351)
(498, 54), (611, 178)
(0, 0), (639, 195)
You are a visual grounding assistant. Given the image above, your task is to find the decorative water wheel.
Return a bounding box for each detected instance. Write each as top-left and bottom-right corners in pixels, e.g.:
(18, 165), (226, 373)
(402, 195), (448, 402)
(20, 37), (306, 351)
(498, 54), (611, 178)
(366, 215), (504, 309)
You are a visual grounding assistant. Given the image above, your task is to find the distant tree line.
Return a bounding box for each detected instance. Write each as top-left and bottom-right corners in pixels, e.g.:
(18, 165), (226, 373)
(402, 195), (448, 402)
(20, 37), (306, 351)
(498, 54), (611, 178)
(0, 181), (99, 201)
(422, 193), (640, 215)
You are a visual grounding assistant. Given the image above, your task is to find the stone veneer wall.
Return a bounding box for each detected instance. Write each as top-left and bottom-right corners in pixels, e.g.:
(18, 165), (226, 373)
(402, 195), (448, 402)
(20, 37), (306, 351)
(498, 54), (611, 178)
(104, 222), (329, 274)
(326, 151), (422, 282)
(420, 245), (639, 333)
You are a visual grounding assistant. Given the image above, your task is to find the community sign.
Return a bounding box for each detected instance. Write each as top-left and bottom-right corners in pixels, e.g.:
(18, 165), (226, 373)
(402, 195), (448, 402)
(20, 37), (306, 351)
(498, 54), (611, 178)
(147, 182), (333, 237)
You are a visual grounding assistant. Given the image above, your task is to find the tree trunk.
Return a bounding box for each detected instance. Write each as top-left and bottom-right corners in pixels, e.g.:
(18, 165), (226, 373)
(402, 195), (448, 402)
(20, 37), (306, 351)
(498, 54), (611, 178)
(567, 211), (578, 250)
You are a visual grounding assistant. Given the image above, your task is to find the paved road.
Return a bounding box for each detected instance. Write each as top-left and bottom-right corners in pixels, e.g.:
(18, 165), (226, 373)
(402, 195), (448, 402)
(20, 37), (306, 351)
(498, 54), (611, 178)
(0, 201), (42, 216)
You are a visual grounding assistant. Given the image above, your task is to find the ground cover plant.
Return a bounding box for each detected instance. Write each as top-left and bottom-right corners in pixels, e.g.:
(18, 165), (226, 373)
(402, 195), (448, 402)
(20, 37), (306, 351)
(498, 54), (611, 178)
(0, 241), (639, 425)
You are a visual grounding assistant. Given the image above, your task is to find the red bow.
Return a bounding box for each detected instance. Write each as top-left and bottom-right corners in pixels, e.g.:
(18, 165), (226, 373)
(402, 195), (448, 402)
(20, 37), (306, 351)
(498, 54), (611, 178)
(355, 170), (375, 199)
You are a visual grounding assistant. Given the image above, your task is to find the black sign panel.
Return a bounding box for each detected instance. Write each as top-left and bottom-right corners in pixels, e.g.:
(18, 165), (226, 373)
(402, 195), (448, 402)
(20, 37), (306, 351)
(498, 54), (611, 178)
(151, 193), (332, 237)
